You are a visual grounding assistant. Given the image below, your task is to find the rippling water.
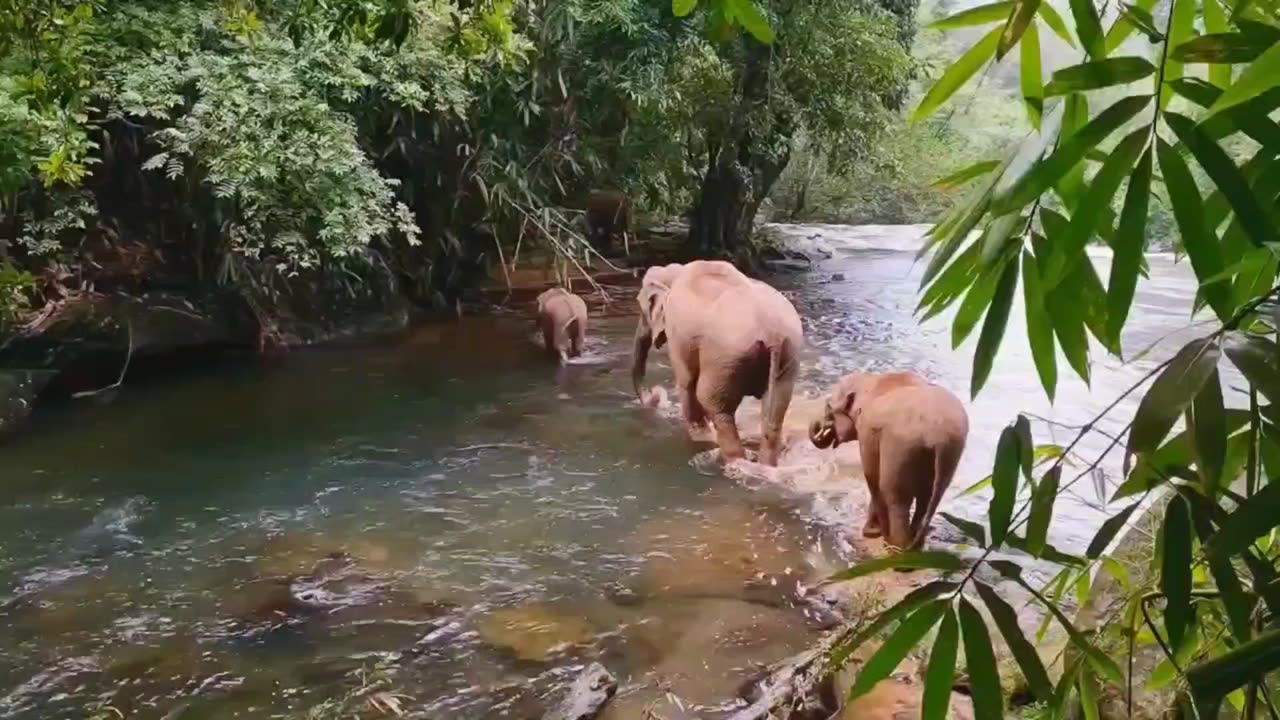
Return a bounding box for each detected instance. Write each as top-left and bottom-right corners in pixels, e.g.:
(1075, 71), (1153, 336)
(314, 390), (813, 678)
(0, 225), (1218, 718)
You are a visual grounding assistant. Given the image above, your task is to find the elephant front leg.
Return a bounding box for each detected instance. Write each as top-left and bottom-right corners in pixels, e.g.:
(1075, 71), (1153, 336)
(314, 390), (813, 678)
(679, 380), (710, 437)
(711, 412), (746, 463)
(860, 433), (886, 538)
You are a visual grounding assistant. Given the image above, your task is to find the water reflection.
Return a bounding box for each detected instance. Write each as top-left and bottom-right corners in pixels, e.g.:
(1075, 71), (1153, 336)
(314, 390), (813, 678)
(0, 225), (1216, 717)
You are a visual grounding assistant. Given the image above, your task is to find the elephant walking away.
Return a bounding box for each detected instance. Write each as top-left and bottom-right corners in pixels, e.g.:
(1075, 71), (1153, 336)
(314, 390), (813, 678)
(809, 372), (968, 551)
(535, 288), (588, 365)
(631, 261), (804, 467)
(585, 191), (632, 256)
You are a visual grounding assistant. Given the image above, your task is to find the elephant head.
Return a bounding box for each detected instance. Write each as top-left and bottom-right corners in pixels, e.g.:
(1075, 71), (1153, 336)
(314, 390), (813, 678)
(809, 374), (866, 449)
(631, 263), (684, 399)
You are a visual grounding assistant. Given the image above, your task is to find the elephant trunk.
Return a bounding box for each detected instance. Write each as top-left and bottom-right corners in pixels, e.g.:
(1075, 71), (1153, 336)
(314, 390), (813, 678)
(631, 319), (653, 400)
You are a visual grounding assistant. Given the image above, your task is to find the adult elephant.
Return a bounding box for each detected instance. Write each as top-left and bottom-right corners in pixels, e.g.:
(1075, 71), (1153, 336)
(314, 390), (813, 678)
(631, 261), (803, 466)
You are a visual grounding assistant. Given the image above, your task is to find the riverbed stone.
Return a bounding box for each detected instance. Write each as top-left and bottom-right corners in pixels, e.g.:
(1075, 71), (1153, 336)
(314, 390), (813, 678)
(477, 604), (596, 662)
(542, 662), (617, 720)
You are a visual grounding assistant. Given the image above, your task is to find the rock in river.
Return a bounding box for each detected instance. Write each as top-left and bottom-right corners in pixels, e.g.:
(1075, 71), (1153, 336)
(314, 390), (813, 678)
(478, 604), (595, 662)
(543, 662), (617, 720)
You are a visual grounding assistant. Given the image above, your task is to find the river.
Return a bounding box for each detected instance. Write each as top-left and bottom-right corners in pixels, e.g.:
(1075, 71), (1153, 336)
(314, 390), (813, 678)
(0, 225), (1214, 718)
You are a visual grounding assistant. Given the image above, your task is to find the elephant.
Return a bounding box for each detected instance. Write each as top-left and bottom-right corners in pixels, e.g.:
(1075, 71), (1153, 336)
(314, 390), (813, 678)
(808, 371), (968, 551)
(535, 287), (588, 364)
(585, 191), (632, 256)
(631, 260), (803, 467)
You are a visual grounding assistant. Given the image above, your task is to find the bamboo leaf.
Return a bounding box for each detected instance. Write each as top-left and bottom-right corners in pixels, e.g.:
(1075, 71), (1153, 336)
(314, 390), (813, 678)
(913, 26), (1003, 123)
(828, 581), (959, 668)
(953, 262), (1001, 348)
(1021, 250), (1058, 400)
(1191, 370), (1226, 488)
(995, 94), (1152, 211)
(1087, 501), (1141, 557)
(1020, 22), (1043, 128)
(1025, 465), (1059, 556)
(1037, 2), (1075, 46)
(930, 1), (1014, 28)
(826, 551), (969, 582)
(1044, 57), (1156, 96)
(1204, 0), (1230, 87)
(1224, 333), (1280, 403)
(1042, 127), (1148, 288)
(1116, 2), (1164, 43)
(1156, 140), (1233, 320)
(999, 0), (1041, 58)
(958, 598), (1004, 719)
(1165, 112), (1272, 251)
(1160, 0), (1195, 109)
(672, 0), (698, 17)
(1068, 0), (1105, 58)
(989, 424), (1021, 545)
(1129, 338), (1222, 456)
(976, 581), (1053, 702)
(922, 607), (960, 720)
(920, 243), (983, 321)
(1105, 0), (1157, 51)
(972, 252), (1020, 397)
(932, 160), (1002, 189)
(1205, 480), (1280, 561)
(1185, 628), (1280, 714)
(849, 601), (948, 699)
(942, 511), (988, 545)
(1161, 495), (1193, 651)
(727, 0), (773, 43)
(1172, 32), (1276, 64)
(1010, 573), (1125, 684)
(1106, 147), (1152, 346)
(1206, 38), (1280, 117)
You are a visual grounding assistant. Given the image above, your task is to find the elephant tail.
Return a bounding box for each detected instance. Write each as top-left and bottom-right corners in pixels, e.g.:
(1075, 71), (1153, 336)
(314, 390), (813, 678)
(912, 442), (963, 550)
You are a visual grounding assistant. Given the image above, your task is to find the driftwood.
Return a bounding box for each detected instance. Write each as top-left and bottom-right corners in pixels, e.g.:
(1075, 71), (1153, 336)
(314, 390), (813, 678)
(718, 623), (853, 720)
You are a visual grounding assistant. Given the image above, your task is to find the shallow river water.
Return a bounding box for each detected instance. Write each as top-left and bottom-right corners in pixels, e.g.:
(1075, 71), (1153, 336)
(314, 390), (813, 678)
(0, 225), (1215, 718)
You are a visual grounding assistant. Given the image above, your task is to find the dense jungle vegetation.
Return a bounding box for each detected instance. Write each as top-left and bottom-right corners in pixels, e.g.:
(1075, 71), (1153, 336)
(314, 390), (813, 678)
(0, 0), (921, 346)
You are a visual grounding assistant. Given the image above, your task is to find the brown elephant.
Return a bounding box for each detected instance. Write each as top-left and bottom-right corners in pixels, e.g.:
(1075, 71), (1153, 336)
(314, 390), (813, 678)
(585, 191), (632, 256)
(809, 372), (968, 550)
(535, 287), (588, 364)
(631, 260), (803, 466)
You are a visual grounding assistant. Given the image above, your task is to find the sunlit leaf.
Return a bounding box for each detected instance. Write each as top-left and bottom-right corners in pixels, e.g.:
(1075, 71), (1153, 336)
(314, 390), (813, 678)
(922, 607), (959, 720)
(1106, 147), (1152, 346)
(826, 551), (968, 582)
(1037, 2), (1075, 46)
(953, 261), (1002, 348)
(929, 1), (1014, 28)
(727, 0), (774, 43)
(958, 598), (1004, 719)
(998, 0), (1041, 58)
(1020, 22), (1043, 128)
(972, 253), (1020, 397)
(1101, 557), (1130, 589)
(920, 243), (983, 321)
(1206, 41), (1280, 118)
(913, 26), (1003, 123)
(995, 94), (1152, 211)
(1068, 0), (1104, 58)
(931, 160), (1002, 189)
(672, 0), (698, 17)
(848, 600), (948, 699)
(1161, 495), (1193, 651)
(1011, 573), (1125, 684)
(1044, 57), (1156, 96)
(1160, 0), (1195, 109)
(1129, 338), (1222, 456)
(976, 581), (1053, 702)
(1056, 94), (1091, 211)
(1156, 140), (1233, 320)
(1165, 112), (1273, 251)
(1105, 0), (1158, 51)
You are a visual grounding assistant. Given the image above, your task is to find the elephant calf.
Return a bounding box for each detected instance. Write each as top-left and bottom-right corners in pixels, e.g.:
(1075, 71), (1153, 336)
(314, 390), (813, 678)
(809, 372), (968, 551)
(632, 260), (803, 467)
(535, 287), (588, 365)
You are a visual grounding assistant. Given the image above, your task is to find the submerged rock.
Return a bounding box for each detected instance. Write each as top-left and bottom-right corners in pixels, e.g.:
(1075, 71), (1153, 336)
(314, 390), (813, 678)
(543, 662), (617, 720)
(477, 604), (595, 662)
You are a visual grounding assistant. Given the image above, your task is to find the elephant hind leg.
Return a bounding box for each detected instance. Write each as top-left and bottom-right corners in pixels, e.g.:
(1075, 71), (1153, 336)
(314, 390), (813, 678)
(698, 379), (744, 462)
(881, 441), (932, 551)
(758, 349), (796, 467)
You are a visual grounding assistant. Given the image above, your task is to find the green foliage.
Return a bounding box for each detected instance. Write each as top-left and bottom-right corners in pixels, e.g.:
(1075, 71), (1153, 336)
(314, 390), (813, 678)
(831, 0), (1280, 714)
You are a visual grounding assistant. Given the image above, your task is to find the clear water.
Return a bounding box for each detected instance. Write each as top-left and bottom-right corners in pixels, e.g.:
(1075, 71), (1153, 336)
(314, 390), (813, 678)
(0, 225), (1214, 718)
